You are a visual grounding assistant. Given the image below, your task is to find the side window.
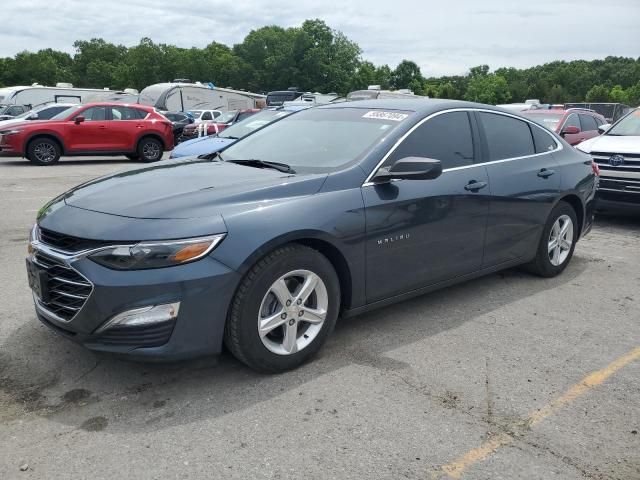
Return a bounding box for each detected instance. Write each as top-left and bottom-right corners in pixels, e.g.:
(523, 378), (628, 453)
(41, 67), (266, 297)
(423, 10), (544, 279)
(594, 116), (604, 126)
(39, 106), (67, 119)
(212, 111), (221, 118)
(8, 106), (25, 115)
(530, 125), (558, 153)
(81, 107), (107, 121)
(579, 114), (598, 131)
(201, 111), (213, 121)
(479, 112), (535, 160)
(134, 108), (148, 119)
(236, 112), (255, 122)
(563, 114), (580, 130)
(386, 111), (474, 169)
(110, 106), (141, 120)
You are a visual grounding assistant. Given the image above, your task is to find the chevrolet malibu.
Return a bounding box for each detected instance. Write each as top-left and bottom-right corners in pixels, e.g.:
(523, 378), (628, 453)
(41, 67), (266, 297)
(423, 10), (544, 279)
(27, 99), (597, 372)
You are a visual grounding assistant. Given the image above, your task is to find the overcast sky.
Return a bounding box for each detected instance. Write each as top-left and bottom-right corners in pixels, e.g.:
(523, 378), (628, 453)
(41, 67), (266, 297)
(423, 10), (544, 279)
(2, 0), (639, 77)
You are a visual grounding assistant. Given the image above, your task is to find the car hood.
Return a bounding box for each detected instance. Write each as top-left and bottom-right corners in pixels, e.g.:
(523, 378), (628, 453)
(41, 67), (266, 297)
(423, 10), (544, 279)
(577, 134), (640, 154)
(171, 136), (235, 158)
(63, 158), (327, 219)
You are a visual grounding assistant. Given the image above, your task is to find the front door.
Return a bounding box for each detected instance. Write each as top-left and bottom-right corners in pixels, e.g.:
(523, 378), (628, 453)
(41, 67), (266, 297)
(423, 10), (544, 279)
(362, 111), (490, 303)
(67, 106), (109, 151)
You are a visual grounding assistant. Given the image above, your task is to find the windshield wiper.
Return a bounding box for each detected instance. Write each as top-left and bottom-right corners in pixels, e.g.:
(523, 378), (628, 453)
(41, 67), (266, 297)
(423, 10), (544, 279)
(227, 159), (295, 173)
(199, 151), (224, 160)
(221, 135), (240, 140)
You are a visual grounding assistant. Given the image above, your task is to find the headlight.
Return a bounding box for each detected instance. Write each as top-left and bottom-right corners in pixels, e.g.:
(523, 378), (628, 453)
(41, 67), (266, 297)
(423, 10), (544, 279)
(0, 129), (22, 136)
(89, 234), (225, 270)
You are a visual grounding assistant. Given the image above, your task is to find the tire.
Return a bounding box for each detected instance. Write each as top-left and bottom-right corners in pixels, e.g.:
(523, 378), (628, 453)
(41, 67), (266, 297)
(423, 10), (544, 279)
(224, 244), (341, 373)
(126, 154), (140, 161)
(137, 137), (163, 163)
(524, 201), (579, 277)
(27, 138), (61, 166)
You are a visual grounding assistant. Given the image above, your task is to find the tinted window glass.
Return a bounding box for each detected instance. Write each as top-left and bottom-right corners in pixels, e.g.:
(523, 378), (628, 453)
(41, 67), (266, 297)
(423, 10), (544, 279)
(81, 107), (107, 121)
(531, 125), (557, 153)
(387, 111), (474, 169)
(236, 111), (256, 122)
(201, 111), (213, 121)
(110, 106), (141, 120)
(594, 116), (604, 126)
(579, 114), (598, 131)
(7, 106), (25, 115)
(480, 112), (535, 160)
(563, 114), (580, 130)
(39, 106), (68, 119)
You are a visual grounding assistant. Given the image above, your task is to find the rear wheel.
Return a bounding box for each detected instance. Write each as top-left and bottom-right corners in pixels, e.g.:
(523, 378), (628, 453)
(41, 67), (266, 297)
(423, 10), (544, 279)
(525, 201), (578, 277)
(137, 137), (163, 162)
(224, 244), (340, 373)
(27, 138), (61, 166)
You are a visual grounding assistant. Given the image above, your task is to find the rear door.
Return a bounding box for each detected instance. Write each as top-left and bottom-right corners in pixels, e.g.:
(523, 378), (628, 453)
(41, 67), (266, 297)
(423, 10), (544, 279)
(478, 111), (561, 267)
(579, 113), (600, 142)
(362, 110), (490, 302)
(66, 106), (109, 152)
(108, 106), (146, 151)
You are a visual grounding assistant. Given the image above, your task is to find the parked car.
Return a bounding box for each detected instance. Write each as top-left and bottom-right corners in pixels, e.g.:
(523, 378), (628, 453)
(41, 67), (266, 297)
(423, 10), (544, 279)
(564, 103), (631, 123)
(162, 111), (194, 144)
(188, 109), (222, 124)
(0, 103), (174, 165)
(0, 104), (29, 120)
(170, 106), (309, 159)
(521, 108), (607, 145)
(266, 88), (305, 106)
(180, 109), (260, 140)
(27, 99), (596, 372)
(0, 102), (78, 127)
(576, 108), (640, 213)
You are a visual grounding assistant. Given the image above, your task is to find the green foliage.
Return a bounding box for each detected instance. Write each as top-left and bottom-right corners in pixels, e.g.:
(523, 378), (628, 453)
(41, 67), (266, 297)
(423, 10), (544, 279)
(464, 74), (511, 104)
(0, 21), (638, 104)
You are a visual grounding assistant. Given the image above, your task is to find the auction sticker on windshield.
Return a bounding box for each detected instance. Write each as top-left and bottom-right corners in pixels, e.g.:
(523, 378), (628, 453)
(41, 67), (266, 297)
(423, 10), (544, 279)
(362, 111), (408, 122)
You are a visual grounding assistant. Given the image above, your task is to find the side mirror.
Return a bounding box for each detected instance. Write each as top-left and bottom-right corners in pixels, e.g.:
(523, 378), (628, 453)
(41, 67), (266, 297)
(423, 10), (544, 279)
(27, 112), (38, 120)
(598, 124), (611, 134)
(561, 125), (580, 136)
(74, 115), (85, 124)
(373, 157), (443, 183)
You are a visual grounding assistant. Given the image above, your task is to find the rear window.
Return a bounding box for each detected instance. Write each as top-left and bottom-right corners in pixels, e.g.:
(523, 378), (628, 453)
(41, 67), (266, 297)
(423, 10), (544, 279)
(480, 112), (535, 160)
(531, 125), (558, 153)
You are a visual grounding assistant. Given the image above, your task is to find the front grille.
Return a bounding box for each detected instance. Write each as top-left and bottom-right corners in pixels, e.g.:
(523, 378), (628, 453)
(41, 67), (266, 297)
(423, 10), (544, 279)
(95, 320), (175, 347)
(33, 252), (92, 321)
(598, 175), (640, 195)
(39, 227), (109, 252)
(592, 152), (640, 173)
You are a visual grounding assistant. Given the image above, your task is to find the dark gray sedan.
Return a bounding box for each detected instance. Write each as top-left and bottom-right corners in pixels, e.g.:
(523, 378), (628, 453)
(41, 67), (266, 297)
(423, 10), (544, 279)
(28, 99), (597, 372)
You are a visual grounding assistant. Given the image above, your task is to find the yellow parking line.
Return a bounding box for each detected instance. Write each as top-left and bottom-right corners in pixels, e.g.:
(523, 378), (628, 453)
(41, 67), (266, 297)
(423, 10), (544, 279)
(441, 346), (640, 479)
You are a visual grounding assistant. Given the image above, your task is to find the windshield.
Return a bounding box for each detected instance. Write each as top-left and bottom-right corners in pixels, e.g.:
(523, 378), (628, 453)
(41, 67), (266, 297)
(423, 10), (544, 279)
(216, 110), (238, 124)
(221, 107), (408, 173)
(522, 112), (563, 131)
(50, 106), (82, 120)
(607, 109), (640, 136)
(219, 110), (290, 139)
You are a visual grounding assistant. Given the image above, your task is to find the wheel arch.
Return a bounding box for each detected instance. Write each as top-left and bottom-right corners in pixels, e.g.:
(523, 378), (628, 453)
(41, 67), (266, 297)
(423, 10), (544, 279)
(232, 230), (354, 311)
(24, 132), (66, 155)
(136, 132), (166, 150)
(554, 193), (585, 238)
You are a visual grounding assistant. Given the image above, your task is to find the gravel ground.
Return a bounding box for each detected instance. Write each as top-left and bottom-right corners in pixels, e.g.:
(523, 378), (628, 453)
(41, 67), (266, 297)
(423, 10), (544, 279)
(1, 157), (639, 480)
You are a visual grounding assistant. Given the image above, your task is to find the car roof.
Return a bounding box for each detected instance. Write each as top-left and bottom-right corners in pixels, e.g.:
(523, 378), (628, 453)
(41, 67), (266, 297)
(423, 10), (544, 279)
(318, 98), (510, 115)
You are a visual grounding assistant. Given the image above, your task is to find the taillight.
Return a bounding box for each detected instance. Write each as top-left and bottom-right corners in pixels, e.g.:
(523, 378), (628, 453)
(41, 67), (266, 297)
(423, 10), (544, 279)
(591, 160), (600, 176)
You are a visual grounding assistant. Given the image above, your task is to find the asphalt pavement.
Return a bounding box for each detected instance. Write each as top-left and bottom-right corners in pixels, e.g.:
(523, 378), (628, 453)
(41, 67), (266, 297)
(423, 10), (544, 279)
(0, 156), (638, 479)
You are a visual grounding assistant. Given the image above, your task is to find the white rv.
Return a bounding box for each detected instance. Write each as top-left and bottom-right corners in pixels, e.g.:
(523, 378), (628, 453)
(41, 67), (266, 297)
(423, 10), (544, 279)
(0, 84), (137, 110)
(138, 82), (266, 112)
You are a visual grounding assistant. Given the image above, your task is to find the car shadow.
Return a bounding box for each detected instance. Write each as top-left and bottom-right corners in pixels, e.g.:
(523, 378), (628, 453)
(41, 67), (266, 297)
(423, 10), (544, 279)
(0, 258), (587, 434)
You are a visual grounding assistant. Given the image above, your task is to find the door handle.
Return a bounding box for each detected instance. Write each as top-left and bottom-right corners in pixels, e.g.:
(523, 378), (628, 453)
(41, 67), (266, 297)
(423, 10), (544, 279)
(537, 168), (555, 178)
(464, 180), (488, 192)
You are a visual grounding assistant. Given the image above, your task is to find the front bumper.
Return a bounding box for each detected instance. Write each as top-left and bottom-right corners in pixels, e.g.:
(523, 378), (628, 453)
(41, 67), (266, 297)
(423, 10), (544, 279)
(595, 191), (640, 215)
(30, 242), (241, 361)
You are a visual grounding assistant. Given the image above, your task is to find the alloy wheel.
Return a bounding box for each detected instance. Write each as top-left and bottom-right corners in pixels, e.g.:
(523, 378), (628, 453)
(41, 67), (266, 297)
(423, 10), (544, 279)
(34, 143), (56, 163)
(548, 214), (573, 266)
(143, 142), (160, 160)
(257, 269), (329, 355)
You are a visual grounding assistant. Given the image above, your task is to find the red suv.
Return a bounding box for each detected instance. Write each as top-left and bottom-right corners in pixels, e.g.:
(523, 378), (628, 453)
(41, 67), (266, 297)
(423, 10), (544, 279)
(0, 103), (174, 165)
(521, 108), (607, 146)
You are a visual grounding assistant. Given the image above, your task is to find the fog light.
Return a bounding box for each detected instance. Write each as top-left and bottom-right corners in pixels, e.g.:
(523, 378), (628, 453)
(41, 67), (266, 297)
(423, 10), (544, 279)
(95, 302), (180, 334)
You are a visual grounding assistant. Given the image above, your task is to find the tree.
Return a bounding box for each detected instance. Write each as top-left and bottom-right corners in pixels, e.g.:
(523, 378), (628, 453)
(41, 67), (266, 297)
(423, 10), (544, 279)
(464, 74), (511, 104)
(585, 84), (610, 102)
(609, 85), (629, 104)
(392, 60), (423, 90)
(469, 65), (490, 78)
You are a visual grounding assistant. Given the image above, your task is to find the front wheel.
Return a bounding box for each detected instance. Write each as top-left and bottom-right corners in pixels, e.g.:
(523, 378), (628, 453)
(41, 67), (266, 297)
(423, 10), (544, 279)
(28, 138), (61, 166)
(525, 201), (578, 277)
(224, 244), (340, 373)
(137, 137), (163, 162)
